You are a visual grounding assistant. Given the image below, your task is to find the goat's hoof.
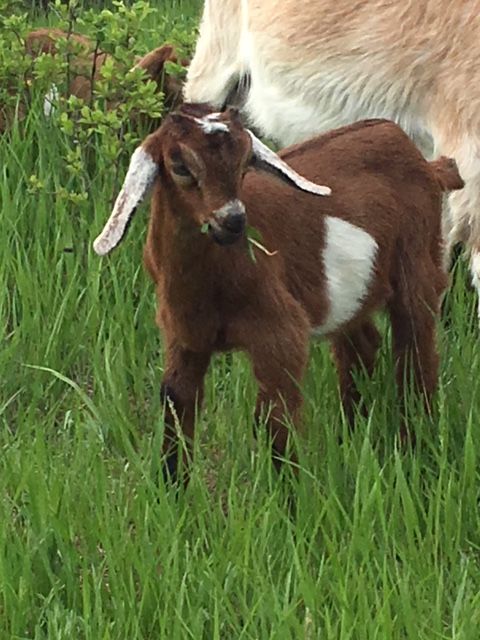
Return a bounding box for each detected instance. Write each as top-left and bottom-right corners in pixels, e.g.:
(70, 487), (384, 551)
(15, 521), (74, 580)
(398, 424), (416, 450)
(162, 452), (192, 491)
(162, 452), (179, 485)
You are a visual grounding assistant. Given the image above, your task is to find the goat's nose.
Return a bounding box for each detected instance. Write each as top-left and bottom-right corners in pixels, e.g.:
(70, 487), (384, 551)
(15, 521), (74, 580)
(223, 210), (246, 234)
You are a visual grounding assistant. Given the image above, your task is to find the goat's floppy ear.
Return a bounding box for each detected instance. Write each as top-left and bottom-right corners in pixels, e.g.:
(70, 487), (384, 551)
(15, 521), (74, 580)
(133, 44), (175, 79)
(93, 146), (158, 256)
(248, 130), (331, 196)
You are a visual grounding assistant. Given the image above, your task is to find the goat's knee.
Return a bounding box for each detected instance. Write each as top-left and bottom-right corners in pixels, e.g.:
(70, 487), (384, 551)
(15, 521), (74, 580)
(254, 384), (303, 468)
(159, 380), (199, 484)
(159, 348), (210, 484)
(248, 327), (308, 469)
(160, 380), (199, 434)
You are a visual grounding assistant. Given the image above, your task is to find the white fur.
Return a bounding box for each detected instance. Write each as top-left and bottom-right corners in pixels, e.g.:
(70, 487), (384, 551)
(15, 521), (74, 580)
(183, 0), (245, 105)
(186, 4), (429, 146)
(213, 199), (245, 218)
(313, 217), (378, 335)
(471, 252), (480, 318)
(245, 35), (428, 148)
(43, 84), (59, 118)
(93, 147), (157, 256)
(195, 117), (230, 134)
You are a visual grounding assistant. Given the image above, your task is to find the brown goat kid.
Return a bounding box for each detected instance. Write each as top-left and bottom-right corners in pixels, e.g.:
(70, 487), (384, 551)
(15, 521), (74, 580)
(94, 106), (463, 480)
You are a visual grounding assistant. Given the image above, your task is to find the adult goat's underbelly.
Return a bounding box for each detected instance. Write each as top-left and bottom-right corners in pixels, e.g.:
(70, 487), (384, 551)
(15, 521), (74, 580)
(244, 44), (428, 149)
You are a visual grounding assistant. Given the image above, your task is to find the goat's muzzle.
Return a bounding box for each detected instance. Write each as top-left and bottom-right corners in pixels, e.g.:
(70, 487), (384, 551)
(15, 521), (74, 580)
(209, 200), (246, 246)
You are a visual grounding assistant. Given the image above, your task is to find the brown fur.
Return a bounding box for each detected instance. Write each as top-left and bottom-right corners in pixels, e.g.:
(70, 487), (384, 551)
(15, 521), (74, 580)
(128, 109), (463, 479)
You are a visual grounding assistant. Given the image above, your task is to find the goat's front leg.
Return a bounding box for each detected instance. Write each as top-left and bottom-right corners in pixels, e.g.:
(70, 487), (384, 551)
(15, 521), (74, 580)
(160, 342), (211, 484)
(243, 310), (310, 471)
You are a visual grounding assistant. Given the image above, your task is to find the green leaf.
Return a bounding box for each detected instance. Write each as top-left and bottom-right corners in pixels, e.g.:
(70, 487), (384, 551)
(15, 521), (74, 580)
(246, 225), (264, 244)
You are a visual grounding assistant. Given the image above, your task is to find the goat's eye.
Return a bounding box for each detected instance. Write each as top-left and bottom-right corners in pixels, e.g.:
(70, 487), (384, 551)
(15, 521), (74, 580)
(172, 163), (191, 178)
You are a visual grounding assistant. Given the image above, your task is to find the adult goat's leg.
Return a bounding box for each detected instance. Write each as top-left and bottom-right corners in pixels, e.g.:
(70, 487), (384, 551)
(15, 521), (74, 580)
(160, 341), (211, 484)
(430, 122), (480, 318)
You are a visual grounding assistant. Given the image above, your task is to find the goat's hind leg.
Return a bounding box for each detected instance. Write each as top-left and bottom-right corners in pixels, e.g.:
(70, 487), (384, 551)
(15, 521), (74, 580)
(160, 342), (211, 485)
(330, 320), (381, 427)
(388, 267), (443, 443)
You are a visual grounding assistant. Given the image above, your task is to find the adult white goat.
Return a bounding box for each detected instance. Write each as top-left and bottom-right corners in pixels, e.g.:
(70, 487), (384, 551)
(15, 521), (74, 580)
(184, 0), (480, 314)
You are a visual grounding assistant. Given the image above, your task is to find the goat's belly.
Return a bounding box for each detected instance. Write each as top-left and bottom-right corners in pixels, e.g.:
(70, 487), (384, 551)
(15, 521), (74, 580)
(312, 217), (378, 336)
(245, 42), (427, 148)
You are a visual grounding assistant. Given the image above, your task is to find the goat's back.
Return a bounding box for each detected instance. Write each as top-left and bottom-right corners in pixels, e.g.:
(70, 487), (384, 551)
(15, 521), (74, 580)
(239, 119), (452, 326)
(245, 120), (441, 247)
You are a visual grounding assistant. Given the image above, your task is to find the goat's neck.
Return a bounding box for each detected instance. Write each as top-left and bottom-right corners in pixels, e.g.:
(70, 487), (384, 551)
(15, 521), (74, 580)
(150, 193), (232, 351)
(152, 193), (220, 299)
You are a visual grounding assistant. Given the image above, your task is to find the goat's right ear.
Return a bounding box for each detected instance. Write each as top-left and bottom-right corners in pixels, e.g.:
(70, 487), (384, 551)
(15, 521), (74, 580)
(93, 146), (159, 256)
(248, 130), (331, 196)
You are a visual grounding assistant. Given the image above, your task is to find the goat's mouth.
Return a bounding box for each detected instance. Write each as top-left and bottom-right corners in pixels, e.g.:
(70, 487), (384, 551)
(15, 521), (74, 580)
(208, 219), (244, 246)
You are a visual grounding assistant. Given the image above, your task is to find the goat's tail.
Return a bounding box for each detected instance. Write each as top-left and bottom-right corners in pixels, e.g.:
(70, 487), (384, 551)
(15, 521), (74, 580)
(429, 156), (465, 192)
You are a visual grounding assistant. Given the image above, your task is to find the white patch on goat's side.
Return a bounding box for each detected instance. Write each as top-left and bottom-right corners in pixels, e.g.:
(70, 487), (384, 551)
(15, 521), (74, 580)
(248, 130), (331, 196)
(313, 216), (378, 335)
(93, 147), (158, 256)
(43, 84), (59, 117)
(194, 116), (230, 134)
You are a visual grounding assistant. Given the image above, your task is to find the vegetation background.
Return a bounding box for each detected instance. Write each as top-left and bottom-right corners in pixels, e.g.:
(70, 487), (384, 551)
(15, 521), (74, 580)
(1, 1), (480, 637)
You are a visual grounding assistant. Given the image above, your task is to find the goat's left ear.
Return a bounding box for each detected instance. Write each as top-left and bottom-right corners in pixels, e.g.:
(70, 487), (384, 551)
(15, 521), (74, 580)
(93, 146), (159, 256)
(132, 44), (175, 79)
(248, 130), (331, 196)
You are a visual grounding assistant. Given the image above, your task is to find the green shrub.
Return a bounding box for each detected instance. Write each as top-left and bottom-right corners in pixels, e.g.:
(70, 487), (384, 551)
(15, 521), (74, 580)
(1, 0), (198, 206)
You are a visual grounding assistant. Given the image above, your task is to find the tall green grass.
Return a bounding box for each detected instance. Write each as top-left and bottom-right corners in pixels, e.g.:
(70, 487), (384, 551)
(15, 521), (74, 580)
(2, 3), (480, 637)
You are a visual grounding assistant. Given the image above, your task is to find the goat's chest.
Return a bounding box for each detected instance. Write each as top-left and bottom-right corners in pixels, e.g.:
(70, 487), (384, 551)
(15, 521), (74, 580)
(313, 216), (379, 335)
(157, 282), (219, 349)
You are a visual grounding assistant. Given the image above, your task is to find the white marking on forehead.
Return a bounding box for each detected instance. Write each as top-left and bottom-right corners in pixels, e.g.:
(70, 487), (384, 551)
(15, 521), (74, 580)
(93, 147), (157, 256)
(313, 216), (378, 335)
(194, 115), (230, 134)
(213, 199), (246, 218)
